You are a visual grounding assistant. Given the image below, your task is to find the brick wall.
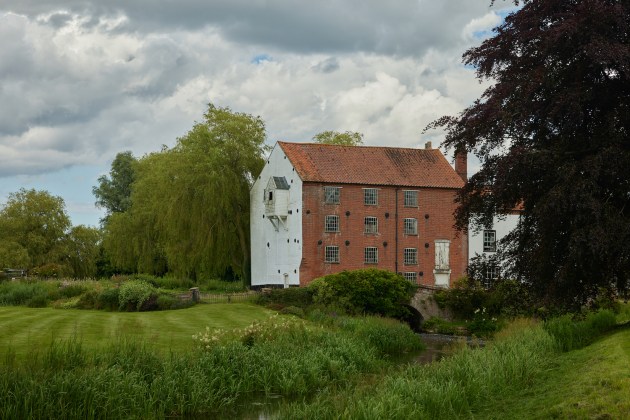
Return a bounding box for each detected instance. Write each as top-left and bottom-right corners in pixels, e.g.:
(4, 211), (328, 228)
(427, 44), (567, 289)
(300, 182), (467, 286)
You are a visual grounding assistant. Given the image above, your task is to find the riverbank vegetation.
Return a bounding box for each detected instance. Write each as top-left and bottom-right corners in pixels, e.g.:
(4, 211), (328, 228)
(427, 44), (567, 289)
(276, 309), (624, 419)
(0, 307), (422, 419)
(1, 285), (627, 418)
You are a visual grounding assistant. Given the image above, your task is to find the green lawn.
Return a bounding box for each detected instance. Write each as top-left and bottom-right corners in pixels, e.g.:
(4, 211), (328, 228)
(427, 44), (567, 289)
(476, 326), (630, 419)
(0, 303), (273, 357)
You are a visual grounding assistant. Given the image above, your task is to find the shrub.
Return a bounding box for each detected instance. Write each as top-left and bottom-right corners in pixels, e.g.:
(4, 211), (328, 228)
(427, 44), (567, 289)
(31, 263), (72, 279)
(76, 290), (99, 309)
(467, 307), (500, 337)
(156, 294), (177, 310)
(486, 279), (534, 317)
(138, 293), (159, 311)
(434, 277), (535, 321)
(281, 306), (305, 317)
(98, 288), (120, 311)
(118, 280), (156, 311)
(422, 317), (460, 335)
(255, 287), (314, 309)
(308, 269), (416, 318)
(433, 277), (487, 319)
(26, 293), (49, 308)
(0, 281), (52, 306)
(155, 294), (194, 310)
(57, 283), (87, 299)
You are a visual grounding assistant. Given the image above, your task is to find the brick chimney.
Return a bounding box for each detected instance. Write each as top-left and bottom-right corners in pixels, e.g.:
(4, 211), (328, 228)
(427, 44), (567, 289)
(455, 147), (467, 182)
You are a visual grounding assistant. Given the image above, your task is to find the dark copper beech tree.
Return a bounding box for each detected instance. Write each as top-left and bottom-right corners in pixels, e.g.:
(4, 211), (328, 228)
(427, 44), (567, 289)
(428, 0), (630, 308)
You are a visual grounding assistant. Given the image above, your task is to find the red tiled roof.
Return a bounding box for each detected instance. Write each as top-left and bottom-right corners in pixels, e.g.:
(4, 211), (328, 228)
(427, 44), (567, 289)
(278, 142), (464, 189)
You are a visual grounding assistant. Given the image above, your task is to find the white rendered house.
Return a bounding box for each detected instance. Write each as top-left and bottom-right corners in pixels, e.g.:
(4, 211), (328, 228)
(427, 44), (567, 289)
(468, 210), (522, 285)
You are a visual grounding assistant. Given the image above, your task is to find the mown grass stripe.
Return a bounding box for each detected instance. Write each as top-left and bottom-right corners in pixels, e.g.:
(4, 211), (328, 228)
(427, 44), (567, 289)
(0, 304), (272, 358)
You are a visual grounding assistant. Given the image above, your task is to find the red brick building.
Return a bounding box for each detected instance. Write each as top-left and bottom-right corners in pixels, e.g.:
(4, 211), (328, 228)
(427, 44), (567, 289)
(250, 141), (467, 288)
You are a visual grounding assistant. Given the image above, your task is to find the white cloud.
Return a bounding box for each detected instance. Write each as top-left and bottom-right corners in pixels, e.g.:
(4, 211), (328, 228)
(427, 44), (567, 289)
(462, 11), (503, 41)
(0, 1), (512, 225)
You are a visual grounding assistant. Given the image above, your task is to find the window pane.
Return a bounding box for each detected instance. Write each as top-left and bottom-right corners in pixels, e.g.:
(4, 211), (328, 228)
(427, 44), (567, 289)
(364, 247), (378, 264)
(403, 272), (417, 282)
(364, 216), (378, 234)
(404, 190), (418, 207)
(483, 230), (496, 252)
(325, 215), (339, 232)
(324, 186), (340, 204)
(482, 264), (498, 288)
(364, 188), (378, 205)
(404, 248), (418, 265)
(325, 246), (339, 263)
(404, 218), (418, 235)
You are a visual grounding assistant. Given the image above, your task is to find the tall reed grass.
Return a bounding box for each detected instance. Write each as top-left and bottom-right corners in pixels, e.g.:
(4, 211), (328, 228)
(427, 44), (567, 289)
(307, 310), (424, 356)
(0, 314), (419, 418)
(0, 281), (53, 306)
(543, 309), (617, 351)
(277, 310), (620, 419)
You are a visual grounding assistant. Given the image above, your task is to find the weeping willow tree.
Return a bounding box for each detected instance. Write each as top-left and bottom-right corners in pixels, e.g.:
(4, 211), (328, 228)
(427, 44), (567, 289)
(103, 104), (268, 284)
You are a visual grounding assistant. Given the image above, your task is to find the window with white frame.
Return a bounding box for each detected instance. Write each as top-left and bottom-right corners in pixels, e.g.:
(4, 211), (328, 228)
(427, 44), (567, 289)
(324, 186), (340, 204)
(364, 188), (378, 205)
(482, 264), (499, 289)
(364, 247), (378, 264)
(325, 215), (340, 232)
(404, 218), (418, 235)
(325, 246), (339, 263)
(483, 230), (497, 252)
(403, 272), (417, 282)
(404, 248), (418, 265)
(364, 216), (378, 234)
(404, 190), (418, 207)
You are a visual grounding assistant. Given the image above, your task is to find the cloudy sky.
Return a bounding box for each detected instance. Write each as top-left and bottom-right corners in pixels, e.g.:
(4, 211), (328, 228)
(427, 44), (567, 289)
(0, 0), (515, 227)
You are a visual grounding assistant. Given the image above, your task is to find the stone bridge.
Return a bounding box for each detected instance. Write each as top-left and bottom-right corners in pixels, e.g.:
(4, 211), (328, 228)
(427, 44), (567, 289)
(404, 285), (453, 330)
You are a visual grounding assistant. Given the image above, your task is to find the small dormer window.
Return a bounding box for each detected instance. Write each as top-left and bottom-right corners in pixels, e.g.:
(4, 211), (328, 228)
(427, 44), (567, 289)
(268, 191), (273, 201)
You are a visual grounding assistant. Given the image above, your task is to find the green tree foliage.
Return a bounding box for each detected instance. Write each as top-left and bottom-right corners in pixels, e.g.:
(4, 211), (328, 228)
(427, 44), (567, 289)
(103, 104), (268, 283)
(313, 130), (364, 146)
(64, 225), (101, 278)
(0, 242), (29, 269)
(308, 269), (416, 317)
(0, 189), (71, 270)
(92, 151), (137, 217)
(428, 0), (630, 308)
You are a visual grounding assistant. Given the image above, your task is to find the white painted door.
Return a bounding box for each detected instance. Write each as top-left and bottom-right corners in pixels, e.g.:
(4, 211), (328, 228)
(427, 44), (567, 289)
(434, 239), (451, 287)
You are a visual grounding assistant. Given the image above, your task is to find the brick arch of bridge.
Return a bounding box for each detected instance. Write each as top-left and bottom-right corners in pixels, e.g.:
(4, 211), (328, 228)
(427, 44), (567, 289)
(408, 285), (453, 323)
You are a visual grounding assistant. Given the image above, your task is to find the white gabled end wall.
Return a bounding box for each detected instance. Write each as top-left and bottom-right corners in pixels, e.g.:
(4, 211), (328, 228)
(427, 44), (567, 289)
(468, 214), (520, 261)
(250, 143), (303, 287)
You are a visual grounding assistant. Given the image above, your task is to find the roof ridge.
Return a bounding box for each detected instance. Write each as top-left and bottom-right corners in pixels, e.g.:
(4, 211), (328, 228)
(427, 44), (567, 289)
(277, 140), (438, 151)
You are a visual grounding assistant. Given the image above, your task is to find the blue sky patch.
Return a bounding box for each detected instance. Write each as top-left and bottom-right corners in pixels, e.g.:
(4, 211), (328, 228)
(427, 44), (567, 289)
(251, 54), (272, 64)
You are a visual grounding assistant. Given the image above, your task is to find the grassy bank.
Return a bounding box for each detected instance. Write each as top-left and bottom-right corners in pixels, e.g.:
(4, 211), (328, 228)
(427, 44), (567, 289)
(0, 304), (271, 356)
(277, 310), (621, 419)
(476, 326), (630, 419)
